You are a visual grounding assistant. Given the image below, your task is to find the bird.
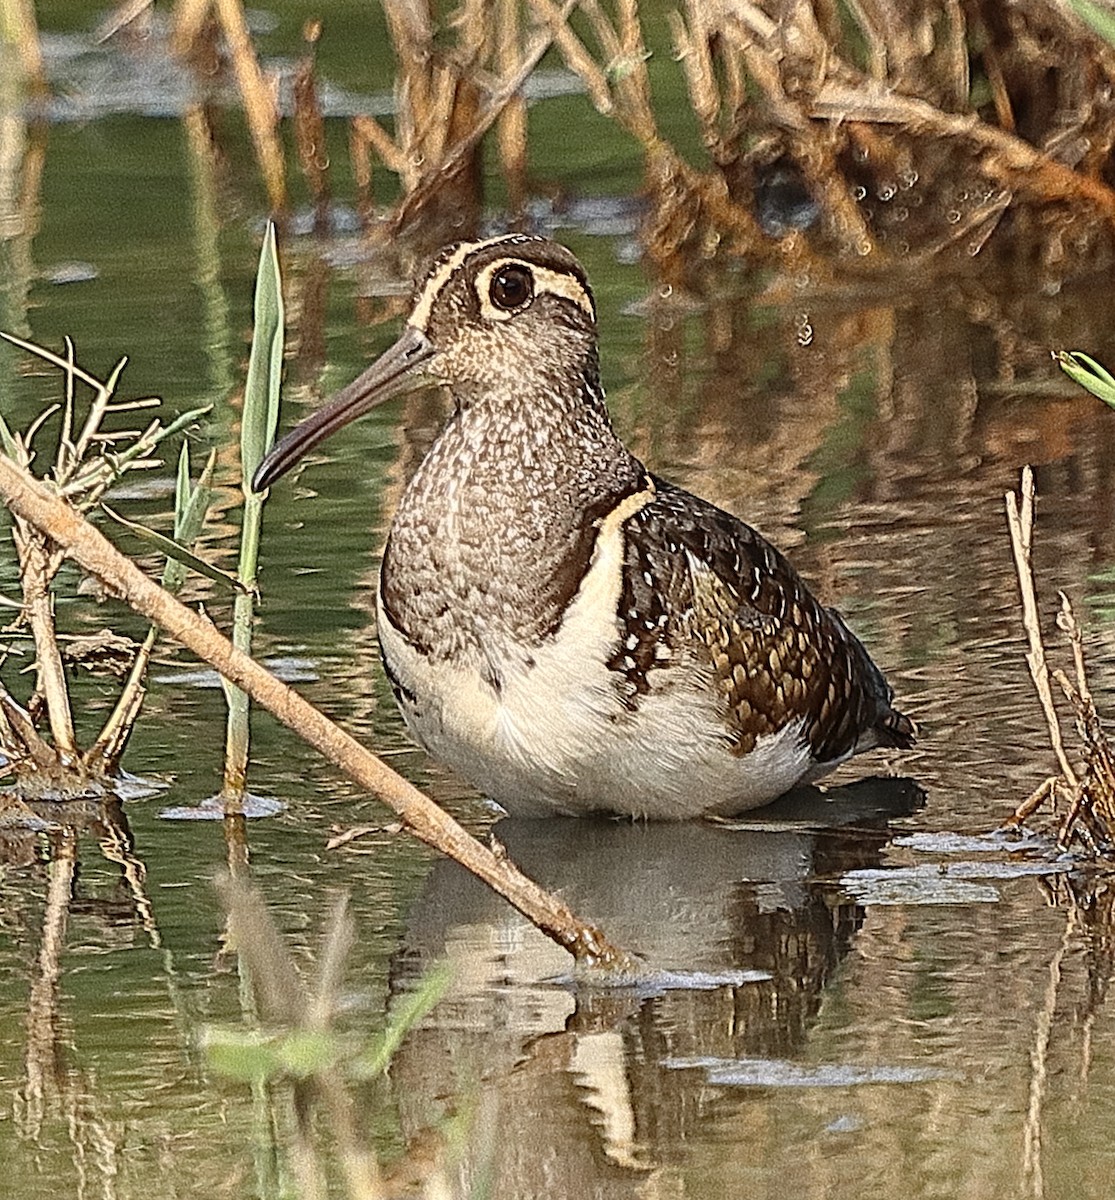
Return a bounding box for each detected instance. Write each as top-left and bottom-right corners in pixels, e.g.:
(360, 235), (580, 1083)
(254, 234), (914, 819)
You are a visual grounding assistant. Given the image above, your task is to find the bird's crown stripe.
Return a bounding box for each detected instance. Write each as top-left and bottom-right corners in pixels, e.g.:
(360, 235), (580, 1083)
(410, 235), (536, 331)
(408, 235), (593, 329)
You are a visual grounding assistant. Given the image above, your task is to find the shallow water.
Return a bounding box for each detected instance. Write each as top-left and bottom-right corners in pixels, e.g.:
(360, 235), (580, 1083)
(4, 10), (1115, 1200)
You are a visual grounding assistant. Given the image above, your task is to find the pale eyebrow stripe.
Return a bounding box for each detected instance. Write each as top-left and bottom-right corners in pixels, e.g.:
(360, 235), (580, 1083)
(474, 259), (596, 321)
(409, 235), (534, 331)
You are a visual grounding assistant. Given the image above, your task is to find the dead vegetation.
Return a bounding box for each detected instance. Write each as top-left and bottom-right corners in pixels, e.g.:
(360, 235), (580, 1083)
(0, 333), (208, 800)
(157, 0), (1115, 282)
(2, 0), (1062, 283)
(1005, 465), (1115, 854)
(541, 0), (1115, 282)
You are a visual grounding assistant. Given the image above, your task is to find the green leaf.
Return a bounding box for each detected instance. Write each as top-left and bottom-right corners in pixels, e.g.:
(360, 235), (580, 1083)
(352, 963), (452, 1079)
(202, 1028), (286, 1082)
(101, 503), (248, 594)
(1055, 350), (1115, 410)
(202, 1026), (340, 1083)
(163, 446), (217, 592)
(273, 1029), (341, 1078)
(1067, 0), (1115, 47)
(241, 221), (284, 483)
(175, 446), (217, 545)
(174, 441), (191, 532)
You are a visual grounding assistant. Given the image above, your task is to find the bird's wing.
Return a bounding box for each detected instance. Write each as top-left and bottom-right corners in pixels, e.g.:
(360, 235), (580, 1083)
(610, 478), (904, 762)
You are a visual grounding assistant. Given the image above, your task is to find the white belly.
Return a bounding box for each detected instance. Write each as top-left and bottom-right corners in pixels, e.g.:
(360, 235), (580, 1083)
(376, 602), (816, 821)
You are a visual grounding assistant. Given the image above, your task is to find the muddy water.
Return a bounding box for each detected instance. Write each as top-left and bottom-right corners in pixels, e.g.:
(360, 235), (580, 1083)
(4, 14), (1115, 1200)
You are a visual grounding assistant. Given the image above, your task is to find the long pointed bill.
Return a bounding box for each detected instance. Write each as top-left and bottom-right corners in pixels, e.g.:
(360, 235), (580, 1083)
(252, 325), (436, 492)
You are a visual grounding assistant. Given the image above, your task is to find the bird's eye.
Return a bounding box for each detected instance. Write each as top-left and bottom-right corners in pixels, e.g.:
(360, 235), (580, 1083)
(489, 264), (534, 311)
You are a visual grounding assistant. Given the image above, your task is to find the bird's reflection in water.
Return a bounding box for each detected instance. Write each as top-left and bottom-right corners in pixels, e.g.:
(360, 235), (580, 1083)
(389, 777), (924, 1194)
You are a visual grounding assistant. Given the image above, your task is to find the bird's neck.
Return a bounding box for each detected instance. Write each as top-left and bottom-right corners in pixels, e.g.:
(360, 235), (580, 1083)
(380, 381), (645, 664)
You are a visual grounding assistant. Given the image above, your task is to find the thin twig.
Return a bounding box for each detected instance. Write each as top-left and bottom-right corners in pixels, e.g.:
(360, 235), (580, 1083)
(1006, 775), (1060, 828)
(1005, 467), (1078, 789)
(13, 529), (76, 761)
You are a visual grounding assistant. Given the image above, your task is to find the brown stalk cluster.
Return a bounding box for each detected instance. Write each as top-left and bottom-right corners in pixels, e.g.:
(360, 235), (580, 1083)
(160, 1), (1115, 281)
(354, 1), (1115, 279)
(553, 0), (1115, 281)
(1006, 466), (1115, 855)
(0, 337), (203, 799)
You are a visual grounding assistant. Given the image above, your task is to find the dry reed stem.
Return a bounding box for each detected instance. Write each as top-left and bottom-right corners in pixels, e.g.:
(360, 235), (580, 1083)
(0, 454), (634, 971)
(392, 0), (580, 232)
(580, 0), (658, 144)
(1053, 632), (1115, 832)
(350, 115), (408, 177)
(3, 0), (47, 94)
(670, 9), (719, 143)
(1004, 469), (1115, 849)
(531, 0), (613, 114)
(1007, 775), (1061, 829)
(211, 0), (285, 213)
(85, 625), (156, 771)
(170, 0), (211, 58)
(0, 686), (59, 770)
(95, 0), (155, 44)
(813, 79), (1115, 223)
(1058, 592), (1094, 712)
(496, 0), (530, 216)
(1005, 466), (1078, 789)
(292, 21), (329, 226)
(13, 528), (76, 761)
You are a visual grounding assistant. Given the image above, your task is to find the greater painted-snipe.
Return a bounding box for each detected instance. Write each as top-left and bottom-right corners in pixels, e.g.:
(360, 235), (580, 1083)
(254, 234), (914, 818)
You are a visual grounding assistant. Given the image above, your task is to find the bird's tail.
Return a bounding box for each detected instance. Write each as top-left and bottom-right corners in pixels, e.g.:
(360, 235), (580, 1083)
(875, 706), (917, 750)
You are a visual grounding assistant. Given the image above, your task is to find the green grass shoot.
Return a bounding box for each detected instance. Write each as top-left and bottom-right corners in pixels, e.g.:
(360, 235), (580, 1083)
(1055, 350), (1115, 410)
(221, 220), (284, 803)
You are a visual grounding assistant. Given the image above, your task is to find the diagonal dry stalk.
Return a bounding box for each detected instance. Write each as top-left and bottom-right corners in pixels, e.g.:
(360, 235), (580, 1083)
(1005, 466), (1078, 789)
(171, 0), (285, 211)
(1004, 465), (1115, 852)
(0, 453), (635, 970)
(353, 0), (581, 237)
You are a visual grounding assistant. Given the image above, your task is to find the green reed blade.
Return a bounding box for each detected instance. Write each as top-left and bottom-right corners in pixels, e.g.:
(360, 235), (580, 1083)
(101, 502), (245, 594)
(224, 221), (284, 802)
(1055, 350), (1115, 410)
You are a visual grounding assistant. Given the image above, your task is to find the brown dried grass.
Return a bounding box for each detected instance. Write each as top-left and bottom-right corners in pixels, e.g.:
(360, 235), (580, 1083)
(1005, 466), (1115, 855)
(163, 1), (1115, 277)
